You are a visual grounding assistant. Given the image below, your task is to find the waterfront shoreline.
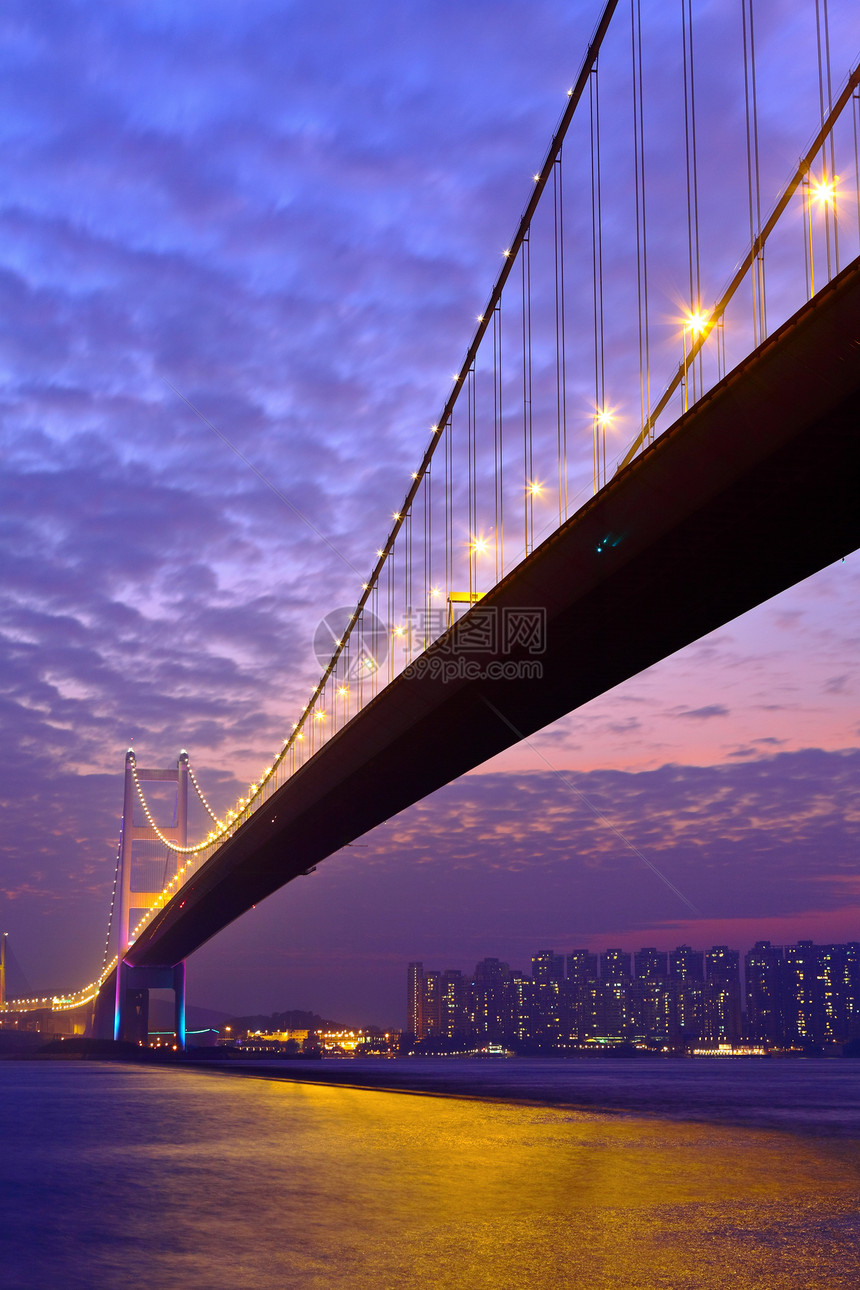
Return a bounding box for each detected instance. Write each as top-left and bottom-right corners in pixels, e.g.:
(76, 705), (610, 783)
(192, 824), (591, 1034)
(173, 1054), (860, 1139)
(5, 1046), (858, 1137)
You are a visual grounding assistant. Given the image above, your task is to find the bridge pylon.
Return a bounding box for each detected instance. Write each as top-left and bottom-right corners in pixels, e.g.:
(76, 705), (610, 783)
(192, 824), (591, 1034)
(113, 749), (188, 1048)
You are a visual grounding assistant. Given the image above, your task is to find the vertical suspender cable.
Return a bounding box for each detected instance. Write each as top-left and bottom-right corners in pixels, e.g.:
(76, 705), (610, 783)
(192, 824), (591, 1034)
(814, 0), (834, 279)
(405, 509), (412, 663)
(472, 364), (477, 583)
(553, 154), (568, 524)
(823, 0), (839, 272)
(590, 66), (605, 493)
(494, 303), (504, 583)
(742, 0), (766, 344)
(682, 0), (702, 400)
(471, 361), (477, 595)
(522, 229), (534, 554)
(631, 0), (652, 442)
(357, 603), (365, 711)
(372, 583), (380, 701)
(445, 413), (453, 615)
(371, 582), (379, 701)
(387, 538), (394, 684)
(424, 467), (432, 649)
(802, 172), (814, 298)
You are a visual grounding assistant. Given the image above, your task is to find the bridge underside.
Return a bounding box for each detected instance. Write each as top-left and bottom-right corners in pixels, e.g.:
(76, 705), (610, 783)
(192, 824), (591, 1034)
(126, 256), (860, 972)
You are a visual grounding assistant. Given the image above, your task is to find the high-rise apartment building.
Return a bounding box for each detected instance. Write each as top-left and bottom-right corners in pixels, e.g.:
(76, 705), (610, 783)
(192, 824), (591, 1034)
(531, 951), (564, 1043)
(566, 949), (598, 983)
(634, 947), (668, 980)
(510, 971), (533, 1043)
(669, 945), (704, 982)
(600, 948), (631, 982)
(407, 961), (423, 1038)
(838, 943), (860, 1039)
(440, 969), (466, 1038)
(470, 957), (513, 1039)
(816, 944), (860, 1044)
(744, 941), (784, 1045)
(562, 951), (597, 1041)
(532, 951), (564, 983)
(704, 946), (742, 1042)
(422, 970), (442, 1038)
(784, 940), (822, 1044)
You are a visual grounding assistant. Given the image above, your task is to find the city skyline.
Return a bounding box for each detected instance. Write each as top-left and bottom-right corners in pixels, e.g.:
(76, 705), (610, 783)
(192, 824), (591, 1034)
(408, 937), (860, 1050)
(0, 0), (858, 1029)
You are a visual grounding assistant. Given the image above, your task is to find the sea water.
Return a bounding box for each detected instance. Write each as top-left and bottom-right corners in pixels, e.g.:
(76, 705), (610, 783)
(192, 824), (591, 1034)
(0, 1058), (858, 1289)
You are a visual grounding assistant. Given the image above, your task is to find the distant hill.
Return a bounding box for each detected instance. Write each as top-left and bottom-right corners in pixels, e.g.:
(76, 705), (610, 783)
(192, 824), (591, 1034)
(148, 1000), (231, 1034)
(225, 1009), (340, 1034)
(142, 1002), (341, 1036)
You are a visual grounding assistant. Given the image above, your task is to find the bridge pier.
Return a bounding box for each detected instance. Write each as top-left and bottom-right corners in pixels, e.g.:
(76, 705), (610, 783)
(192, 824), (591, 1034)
(115, 961), (186, 1049)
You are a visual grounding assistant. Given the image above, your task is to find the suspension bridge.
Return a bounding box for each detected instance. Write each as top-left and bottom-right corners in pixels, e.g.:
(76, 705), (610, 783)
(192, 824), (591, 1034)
(2, 0), (859, 1047)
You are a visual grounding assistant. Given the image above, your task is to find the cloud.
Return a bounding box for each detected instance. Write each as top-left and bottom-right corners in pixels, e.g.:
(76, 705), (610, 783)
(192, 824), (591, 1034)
(674, 705), (730, 720)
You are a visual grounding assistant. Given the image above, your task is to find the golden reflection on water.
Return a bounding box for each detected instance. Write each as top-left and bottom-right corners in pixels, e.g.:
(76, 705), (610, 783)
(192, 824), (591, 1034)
(123, 1070), (860, 1290)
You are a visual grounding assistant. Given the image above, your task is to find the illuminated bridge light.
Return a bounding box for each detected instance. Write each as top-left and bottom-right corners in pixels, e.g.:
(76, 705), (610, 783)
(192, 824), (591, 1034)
(684, 310), (708, 337)
(811, 175), (837, 206)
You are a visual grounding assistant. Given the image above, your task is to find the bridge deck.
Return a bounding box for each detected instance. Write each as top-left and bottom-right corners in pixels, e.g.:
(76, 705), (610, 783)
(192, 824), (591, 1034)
(127, 256), (860, 969)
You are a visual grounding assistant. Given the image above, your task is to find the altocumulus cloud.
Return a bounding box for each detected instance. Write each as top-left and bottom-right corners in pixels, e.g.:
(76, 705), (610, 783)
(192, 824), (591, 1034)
(349, 749), (860, 927)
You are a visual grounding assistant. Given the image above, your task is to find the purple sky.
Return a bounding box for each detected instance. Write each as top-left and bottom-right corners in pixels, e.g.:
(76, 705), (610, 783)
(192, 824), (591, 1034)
(1, 1), (858, 1027)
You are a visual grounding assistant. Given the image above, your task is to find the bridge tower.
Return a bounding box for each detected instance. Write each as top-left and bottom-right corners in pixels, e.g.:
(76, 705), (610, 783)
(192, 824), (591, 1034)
(114, 749), (189, 1048)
